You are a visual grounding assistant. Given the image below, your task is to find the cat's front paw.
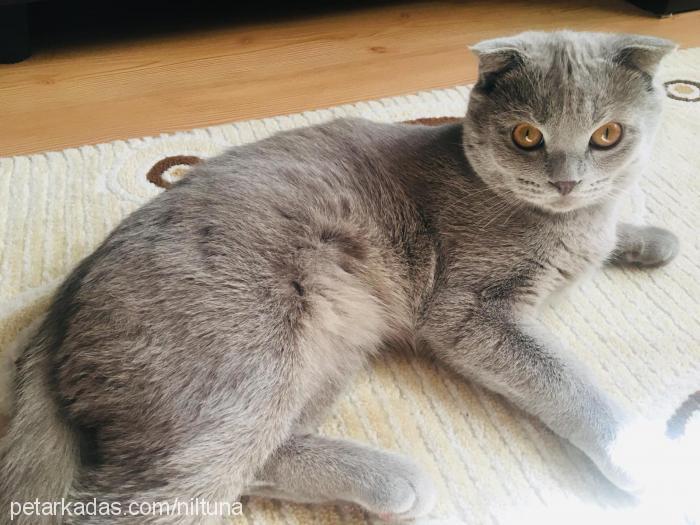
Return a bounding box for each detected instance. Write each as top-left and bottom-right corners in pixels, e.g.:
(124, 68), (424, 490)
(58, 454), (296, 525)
(352, 452), (437, 521)
(612, 226), (679, 267)
(593, 419), (690, 495)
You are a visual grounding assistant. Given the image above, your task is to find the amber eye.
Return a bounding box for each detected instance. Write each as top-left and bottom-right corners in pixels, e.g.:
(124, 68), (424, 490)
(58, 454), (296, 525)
(590, 122), (623, 149)
(512, 123), (544, 150)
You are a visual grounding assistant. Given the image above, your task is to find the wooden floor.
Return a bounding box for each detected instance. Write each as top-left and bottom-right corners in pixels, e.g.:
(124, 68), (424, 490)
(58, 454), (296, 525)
(2, 0), (700, 157)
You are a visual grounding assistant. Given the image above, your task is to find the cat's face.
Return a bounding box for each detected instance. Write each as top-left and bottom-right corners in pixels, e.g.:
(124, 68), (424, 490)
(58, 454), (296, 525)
(463, 31), (675, 213)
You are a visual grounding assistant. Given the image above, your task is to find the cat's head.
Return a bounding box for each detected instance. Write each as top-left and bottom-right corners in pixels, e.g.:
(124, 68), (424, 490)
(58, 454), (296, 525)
(463, 31), (675, 213)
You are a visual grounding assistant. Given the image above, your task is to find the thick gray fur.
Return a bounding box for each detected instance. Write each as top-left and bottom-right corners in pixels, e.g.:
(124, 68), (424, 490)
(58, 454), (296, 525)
(0, 31), (679, 524)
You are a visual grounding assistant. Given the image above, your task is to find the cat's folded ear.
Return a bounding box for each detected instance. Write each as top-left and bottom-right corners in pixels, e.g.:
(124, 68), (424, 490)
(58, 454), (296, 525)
(611, 35), (677, 76)
(469, 37), (526, 88)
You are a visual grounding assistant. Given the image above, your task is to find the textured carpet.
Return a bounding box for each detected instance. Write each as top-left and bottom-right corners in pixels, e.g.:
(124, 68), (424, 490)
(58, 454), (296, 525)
(1, 49), (699, 525)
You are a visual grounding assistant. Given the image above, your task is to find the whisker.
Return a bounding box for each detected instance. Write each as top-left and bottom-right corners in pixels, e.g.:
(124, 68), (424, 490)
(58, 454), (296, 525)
(502, 201), (525, 226)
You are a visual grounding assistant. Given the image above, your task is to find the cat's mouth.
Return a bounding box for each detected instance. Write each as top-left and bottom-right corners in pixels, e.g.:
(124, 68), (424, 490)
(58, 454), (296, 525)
(544, 183), (612, 212)
(512, 187), (587, 213)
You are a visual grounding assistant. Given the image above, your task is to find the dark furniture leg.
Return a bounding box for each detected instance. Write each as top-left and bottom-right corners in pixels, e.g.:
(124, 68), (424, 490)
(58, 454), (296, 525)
(0, 3), (30, 63)
(628, 0), (700, 14)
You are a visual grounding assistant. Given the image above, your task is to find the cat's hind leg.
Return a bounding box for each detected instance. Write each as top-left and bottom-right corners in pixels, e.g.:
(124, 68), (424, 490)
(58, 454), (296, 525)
(62, 347), (326, 524)
(243, 433), (437, 521)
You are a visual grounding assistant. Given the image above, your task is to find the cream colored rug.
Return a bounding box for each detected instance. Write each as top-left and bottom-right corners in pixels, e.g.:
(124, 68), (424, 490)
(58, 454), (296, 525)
(1, 49), (699, 525)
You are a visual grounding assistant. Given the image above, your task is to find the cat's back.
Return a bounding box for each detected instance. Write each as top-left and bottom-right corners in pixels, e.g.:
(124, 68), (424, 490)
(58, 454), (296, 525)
(63, 118), (451, 341)
(152, 116), (456, 282)
(183, 117), (449, 209)
(43, 118), (453, 416)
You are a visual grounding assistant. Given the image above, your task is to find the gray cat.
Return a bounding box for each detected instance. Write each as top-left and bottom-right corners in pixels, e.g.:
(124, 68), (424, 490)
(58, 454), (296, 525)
(0, 31), (680, 524)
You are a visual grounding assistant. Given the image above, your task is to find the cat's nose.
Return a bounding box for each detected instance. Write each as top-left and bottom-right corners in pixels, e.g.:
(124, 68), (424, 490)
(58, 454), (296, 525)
(549, 180), (580, 195)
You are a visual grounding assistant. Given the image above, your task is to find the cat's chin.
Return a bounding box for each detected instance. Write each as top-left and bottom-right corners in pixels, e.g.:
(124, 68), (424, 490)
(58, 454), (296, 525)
(526, 195), (596, 214)
(540, 201), (584, 214)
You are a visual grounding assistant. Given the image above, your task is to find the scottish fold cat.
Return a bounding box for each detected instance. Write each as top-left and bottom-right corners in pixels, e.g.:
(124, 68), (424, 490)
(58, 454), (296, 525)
(0, 31), (679, 523)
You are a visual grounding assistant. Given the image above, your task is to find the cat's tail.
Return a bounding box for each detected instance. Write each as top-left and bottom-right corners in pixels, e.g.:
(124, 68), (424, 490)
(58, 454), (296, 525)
(0, 318), (80, 525)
